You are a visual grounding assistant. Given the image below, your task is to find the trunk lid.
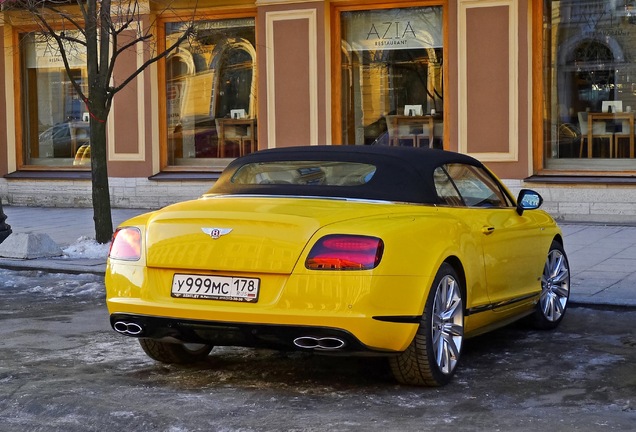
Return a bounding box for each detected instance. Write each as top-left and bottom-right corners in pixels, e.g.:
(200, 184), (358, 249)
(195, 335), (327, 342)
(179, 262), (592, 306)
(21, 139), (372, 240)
(145, 196), (395, 274)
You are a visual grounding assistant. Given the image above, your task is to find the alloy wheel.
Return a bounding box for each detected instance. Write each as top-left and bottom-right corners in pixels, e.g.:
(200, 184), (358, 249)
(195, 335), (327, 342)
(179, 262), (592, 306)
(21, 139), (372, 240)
(540, 248), (570, 322)
(431, 275), (464, 375)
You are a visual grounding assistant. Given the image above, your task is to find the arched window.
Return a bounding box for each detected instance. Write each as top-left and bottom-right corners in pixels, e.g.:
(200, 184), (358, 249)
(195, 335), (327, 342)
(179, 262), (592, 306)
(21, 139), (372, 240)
(164, 18), (256, 167)
(339, 7), (444, 149)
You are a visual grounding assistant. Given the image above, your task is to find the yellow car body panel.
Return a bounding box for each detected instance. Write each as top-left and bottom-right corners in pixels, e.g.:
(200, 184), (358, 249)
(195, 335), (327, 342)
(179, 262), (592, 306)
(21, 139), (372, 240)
(106, 195), (559, 351)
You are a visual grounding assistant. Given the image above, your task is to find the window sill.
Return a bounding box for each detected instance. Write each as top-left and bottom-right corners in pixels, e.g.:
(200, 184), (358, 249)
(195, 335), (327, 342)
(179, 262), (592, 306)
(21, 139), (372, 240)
(4, 170), (91, 180)
(525, 175), (636, 185)
(148, 172), (222, 182)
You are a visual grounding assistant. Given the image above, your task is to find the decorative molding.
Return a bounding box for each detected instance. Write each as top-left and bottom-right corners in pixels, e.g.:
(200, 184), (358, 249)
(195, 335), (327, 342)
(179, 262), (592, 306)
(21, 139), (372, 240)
(150, 61), (160, 173)
(265, 9), (318, 148)
(108, 27), (146, 162)
(4, 25), (16, 172)
(256, 0), (318, 5)
(458, 0), (518, 162)
(526, 0), (533, 176)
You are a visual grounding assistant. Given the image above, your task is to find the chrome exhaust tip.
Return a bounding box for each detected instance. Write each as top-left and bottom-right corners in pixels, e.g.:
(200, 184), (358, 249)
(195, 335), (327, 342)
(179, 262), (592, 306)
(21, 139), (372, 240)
(113, 321), (144, 336)
(293, 336), (346, 350)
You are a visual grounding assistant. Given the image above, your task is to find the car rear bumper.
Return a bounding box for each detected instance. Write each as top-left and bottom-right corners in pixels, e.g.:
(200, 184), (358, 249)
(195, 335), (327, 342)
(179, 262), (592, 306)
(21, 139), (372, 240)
(106, 265), (429, 351)
(110, 313), (401, 354)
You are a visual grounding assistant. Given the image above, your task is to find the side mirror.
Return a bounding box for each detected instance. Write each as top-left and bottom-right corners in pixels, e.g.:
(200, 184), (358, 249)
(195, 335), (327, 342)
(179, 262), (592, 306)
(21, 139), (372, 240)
(516, 189), (543, 215)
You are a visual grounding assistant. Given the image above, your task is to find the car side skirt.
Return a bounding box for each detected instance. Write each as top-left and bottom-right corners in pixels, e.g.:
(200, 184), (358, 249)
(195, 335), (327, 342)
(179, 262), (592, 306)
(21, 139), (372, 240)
(465, 292), (539, 317)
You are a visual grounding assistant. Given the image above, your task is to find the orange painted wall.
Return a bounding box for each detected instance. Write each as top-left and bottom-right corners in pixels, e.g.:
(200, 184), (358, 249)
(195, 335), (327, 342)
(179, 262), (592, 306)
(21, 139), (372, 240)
(273, 18), (312, 146)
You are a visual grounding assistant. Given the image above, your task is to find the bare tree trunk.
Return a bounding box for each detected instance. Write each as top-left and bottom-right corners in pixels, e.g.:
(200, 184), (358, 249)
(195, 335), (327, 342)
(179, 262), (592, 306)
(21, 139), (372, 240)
(89, 116), (113, 244)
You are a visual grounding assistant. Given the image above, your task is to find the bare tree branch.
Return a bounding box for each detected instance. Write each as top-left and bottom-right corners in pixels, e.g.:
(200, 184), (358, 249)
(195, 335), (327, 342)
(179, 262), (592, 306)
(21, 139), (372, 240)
(3, 0), (200, 242)
(110, 26), (193, 95)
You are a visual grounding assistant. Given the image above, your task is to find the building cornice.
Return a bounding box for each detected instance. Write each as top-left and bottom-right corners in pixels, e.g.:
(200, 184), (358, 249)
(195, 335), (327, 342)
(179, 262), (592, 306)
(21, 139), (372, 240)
(255, 0), (320, 6)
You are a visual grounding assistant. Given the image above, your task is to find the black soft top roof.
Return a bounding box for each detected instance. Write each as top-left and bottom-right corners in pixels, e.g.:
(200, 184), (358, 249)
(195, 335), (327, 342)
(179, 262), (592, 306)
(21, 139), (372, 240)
(209, 145), (485, 204)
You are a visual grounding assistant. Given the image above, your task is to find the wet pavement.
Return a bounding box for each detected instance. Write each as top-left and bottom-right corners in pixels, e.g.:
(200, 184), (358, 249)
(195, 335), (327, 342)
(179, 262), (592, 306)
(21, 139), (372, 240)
(0, 269), (634, 431)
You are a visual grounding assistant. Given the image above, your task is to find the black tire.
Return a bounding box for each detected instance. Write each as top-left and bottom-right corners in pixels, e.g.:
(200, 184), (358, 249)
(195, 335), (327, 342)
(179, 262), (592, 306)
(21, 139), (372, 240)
(390, 263), (464, 386)
(138, 339), (213, 364)
(531, 240), (570, 330)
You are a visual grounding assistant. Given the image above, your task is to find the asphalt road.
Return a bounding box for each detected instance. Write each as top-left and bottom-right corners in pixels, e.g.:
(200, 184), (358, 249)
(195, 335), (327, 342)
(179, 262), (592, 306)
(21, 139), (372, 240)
(0, 269), (635, 431)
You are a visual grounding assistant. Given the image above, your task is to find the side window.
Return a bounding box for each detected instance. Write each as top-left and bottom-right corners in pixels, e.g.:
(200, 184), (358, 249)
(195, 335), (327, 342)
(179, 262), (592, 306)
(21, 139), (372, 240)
(443, 164), (512, 208)
(433, 167), (464, 206)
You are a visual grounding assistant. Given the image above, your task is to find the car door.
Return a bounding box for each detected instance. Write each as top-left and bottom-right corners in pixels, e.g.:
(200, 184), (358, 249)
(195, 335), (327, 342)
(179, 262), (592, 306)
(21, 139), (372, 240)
(434, 164), (545, 306)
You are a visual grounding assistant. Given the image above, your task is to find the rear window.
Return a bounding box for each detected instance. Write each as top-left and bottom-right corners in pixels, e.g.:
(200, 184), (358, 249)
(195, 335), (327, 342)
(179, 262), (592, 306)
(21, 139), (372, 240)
(231, 161), (377, 186)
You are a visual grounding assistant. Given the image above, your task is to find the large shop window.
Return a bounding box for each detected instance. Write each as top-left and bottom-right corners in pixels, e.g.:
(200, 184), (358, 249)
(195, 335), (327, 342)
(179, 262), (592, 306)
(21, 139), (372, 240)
(165, 18), (256, 168)
(544, 1), (636, 171)
(20, 33), (90, 167)
(340, 7), (443, 148)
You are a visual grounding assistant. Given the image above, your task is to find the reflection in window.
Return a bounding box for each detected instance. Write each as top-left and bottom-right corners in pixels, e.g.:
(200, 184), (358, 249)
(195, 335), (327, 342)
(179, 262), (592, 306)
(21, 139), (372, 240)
(543, 0), (636, 170)
(433, 167), (464, 206)
(165, 18), (256, 167)
(340, 7), (443, 149)
(231, 161), (377, 186)
(20, 33), (90, 167)
(442, 164), (512, 208)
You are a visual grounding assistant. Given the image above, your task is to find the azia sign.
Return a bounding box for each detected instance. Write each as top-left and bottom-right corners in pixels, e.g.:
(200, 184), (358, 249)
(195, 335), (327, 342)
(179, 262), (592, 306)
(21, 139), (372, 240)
(343, 7), (442, 51)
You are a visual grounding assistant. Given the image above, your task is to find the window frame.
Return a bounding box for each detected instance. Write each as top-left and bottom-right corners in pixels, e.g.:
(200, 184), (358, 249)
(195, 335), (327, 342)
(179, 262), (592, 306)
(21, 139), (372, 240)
(532, 0), (636, 177)
(13, 25), (92, 171)
(330, 0), (449, 147)
(156, 8), (258, 173)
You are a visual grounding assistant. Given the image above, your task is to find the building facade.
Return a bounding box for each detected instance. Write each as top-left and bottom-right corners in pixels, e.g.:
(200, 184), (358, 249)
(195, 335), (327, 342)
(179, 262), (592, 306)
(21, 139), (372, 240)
(1, 0), (636, 223)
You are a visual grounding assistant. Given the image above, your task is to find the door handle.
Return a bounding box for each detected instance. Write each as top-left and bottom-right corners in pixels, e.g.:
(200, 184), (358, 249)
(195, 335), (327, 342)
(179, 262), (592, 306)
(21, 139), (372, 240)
(482, 226), (495, 235)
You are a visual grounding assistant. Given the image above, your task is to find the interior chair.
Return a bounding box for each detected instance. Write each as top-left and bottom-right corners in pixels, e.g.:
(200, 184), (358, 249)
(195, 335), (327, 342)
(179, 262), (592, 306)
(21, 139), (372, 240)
(416, 122), (433, 148)
(432, 122), (444, 149)
(614, 119), (633, 158)
(386, 115), (418, 147)
(578, 112), (613, 157)
(239, 119), (257, 156)
(216, 118), (252, 157)
(416, 121), (444, 149)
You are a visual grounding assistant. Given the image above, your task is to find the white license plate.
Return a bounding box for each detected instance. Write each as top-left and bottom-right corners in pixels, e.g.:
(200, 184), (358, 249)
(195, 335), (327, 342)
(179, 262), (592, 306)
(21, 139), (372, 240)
(171, 274), (260, 303)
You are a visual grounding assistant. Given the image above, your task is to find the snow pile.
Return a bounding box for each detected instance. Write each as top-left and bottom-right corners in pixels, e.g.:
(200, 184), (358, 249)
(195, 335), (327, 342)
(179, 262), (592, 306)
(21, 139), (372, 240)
(24, 273), (105, 298)
(0, 269), (104, 298)
(62, 236), (111, 259)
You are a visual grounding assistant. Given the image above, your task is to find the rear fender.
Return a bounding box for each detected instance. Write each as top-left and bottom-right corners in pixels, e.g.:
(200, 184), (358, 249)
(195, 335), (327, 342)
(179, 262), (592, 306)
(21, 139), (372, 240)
(295, 213), (488, 313)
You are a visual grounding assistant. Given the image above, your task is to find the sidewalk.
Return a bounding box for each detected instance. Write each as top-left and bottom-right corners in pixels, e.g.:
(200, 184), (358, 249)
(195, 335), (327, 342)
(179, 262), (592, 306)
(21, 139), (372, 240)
(0, 205), (635, 308)
(0, 206), (144, 275)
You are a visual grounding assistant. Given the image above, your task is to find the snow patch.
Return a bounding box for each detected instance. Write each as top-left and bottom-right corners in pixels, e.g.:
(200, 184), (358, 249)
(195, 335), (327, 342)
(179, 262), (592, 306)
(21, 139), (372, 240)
(62, 236), (111, 259)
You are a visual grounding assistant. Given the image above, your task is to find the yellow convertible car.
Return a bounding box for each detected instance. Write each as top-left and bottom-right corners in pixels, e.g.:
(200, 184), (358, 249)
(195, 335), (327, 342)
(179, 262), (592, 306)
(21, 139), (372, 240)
(106, 146), (570, 386)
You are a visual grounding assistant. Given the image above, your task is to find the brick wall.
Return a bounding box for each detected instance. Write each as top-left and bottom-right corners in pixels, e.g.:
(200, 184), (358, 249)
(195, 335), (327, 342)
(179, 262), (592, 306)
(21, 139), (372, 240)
(0, 178), (211, 210)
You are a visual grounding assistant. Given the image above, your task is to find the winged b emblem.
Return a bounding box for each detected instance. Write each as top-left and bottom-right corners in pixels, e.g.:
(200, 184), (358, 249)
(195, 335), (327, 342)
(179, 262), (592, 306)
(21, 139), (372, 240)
(201, 227), (233, 239)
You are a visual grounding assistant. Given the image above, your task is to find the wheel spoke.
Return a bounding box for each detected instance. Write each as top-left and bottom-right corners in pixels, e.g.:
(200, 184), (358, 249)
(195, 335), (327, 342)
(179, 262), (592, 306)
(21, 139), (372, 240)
(435, 338), (446, 369)
(443, 332), (461, 358)
(445, 323), (464, 337)
(541, 292), (556, 320)
(553, 284), (569, 299)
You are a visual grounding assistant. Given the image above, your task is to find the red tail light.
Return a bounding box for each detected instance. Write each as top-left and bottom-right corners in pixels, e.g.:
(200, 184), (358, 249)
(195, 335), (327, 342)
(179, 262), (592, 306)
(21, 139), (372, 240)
(305, 235), (383, 270)
(109, 227), (142, 261)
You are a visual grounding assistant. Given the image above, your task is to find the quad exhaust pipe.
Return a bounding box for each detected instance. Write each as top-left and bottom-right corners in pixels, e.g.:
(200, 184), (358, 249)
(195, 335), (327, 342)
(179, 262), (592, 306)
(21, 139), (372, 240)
(113, 321), (144, 336)
(293, 336), (346, 350)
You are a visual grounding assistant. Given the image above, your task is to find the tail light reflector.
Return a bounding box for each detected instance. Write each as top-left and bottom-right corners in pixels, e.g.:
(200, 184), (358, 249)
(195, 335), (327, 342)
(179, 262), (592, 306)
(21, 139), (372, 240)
(109, 227), (142, 261)
(305, 235), (383, 270)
